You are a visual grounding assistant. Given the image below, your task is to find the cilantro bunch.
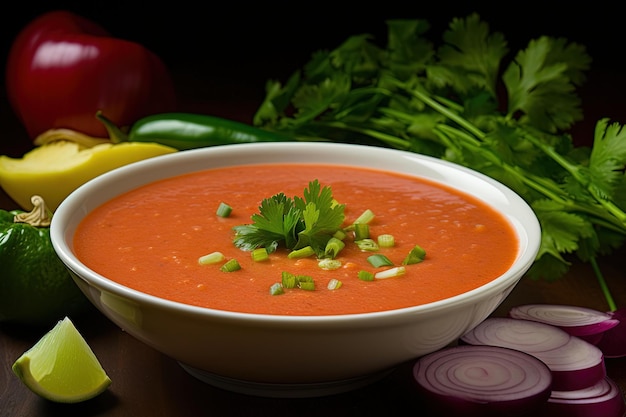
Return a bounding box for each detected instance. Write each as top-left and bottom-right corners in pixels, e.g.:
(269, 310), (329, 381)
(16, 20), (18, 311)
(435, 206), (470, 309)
(232, 180), (345, 257)
(253, 13), (626, 293)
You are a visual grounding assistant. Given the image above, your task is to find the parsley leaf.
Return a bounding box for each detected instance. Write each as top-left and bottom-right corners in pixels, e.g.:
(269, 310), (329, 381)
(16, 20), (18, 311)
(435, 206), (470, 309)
(233, 180), (346, 257)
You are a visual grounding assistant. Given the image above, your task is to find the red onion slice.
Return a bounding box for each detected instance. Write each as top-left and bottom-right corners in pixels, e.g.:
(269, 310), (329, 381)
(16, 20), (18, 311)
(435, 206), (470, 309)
(596, 307), (626, 358)
(540, 376), (626, 417)
(460, 317), (606, 391)
(413, 345), (552, 417)
(508, 304), (619, 344)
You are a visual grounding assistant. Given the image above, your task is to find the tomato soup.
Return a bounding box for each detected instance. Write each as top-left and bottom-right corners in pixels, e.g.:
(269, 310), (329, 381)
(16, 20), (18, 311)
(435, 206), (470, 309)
(73, 163), (519, 315)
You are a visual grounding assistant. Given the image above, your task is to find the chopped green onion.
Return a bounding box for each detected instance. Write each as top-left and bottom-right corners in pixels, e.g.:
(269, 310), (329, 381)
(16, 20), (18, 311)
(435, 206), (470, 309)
(354, 223), (370, 240)
(281, 272), (314, 289)
(269, 283), (284, 295)
(198, 251), (225, 265)
(298, 280), (315, 291)
(281, 271), (297, 288)
(297, 275), (314, 284)
(354, 209), (375, 224)
(324, 237), (345, 258)
(216, 202), (232, 218)
(287, 246), (315, 259)
(377, 234), (395, 248)
(356, 239), (379, 251)
(358, 270), (375, 281)
(327, 279), (343, 290)
(367, 254), (393, 267)
(220, 258), (241, 272)
(402, 244), (427, 265)
(333, 229), (347, 240)
(318, 258), (342, 270)
(251, 248), (269, 262)
(375, 266), (406, 279)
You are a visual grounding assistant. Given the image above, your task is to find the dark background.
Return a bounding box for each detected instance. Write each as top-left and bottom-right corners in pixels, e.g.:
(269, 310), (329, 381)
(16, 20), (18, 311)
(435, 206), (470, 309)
(2, 1), (625, 149)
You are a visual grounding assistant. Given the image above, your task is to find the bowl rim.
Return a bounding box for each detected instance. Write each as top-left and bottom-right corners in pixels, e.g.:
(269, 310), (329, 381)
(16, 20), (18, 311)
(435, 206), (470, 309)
(51, 142), (541, 324)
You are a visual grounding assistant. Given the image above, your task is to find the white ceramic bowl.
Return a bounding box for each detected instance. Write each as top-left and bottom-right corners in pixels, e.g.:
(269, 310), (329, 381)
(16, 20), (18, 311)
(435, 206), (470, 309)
(50, 142), (541, 397)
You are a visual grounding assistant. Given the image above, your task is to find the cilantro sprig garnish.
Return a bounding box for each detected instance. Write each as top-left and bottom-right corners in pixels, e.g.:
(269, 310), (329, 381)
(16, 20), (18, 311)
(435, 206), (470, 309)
(233, 180), (346, 257)
(252, 13), (626, 307)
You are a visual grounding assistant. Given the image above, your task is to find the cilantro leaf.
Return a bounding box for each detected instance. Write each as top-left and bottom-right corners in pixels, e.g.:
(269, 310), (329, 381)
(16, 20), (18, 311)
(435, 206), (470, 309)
(502, 36), (590, 132)
(436, 13), (508, 97)
(589, 118), (626, 200)
(233, 180), (345, 257)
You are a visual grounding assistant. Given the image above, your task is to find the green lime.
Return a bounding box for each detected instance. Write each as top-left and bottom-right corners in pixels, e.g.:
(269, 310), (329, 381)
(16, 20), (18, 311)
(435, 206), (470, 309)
(12, 316), (111, 403)
(0, 197), (88, 326)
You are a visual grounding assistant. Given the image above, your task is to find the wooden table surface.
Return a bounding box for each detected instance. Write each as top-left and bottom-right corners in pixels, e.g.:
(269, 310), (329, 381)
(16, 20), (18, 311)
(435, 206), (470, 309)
(2, 4), (626, 416)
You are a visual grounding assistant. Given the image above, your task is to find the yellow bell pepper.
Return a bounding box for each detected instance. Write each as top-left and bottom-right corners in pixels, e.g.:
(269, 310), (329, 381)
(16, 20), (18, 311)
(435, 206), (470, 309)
(0, 140), (177, 212)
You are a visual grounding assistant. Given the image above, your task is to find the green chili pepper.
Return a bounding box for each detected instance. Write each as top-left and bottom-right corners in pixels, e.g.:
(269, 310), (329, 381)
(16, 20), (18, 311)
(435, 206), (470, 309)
(96, 111), (292, 150)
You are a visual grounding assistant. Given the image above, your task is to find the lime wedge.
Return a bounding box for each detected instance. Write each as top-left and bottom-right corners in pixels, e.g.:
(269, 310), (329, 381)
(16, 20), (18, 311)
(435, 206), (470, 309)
(12, 316), (111, 403)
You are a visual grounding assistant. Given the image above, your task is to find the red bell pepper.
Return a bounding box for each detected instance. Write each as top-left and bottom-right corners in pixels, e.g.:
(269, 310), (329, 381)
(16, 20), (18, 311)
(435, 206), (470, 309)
(6, 10), (177, 140)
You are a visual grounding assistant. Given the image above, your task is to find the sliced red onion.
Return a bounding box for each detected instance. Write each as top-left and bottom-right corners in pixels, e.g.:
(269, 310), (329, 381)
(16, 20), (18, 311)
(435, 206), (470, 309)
(508, 304), (619, 344)
(596, 307), (626, 358)
(540, 376), (626, 417)
(460, 317), (606, 391)
(413, 345), (552, 417)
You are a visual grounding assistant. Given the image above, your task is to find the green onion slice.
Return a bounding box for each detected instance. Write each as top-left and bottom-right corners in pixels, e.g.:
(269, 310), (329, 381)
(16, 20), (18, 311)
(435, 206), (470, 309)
(367, 254), (393, 267)
(198, 251), (225, 265)
(327, 279), (343, 290)
(216, 202), (233, 218)
(403, 244), (426, 265)
(358, 270), (375, 281)
(288, 246), (315, 259)
(251, 248), (269, 262)
(298, 280), (315, 291)
(356, 239), (379, 251)
(375, 266), (406, 279)
(281, 271), (297, 288)
(220, 258), (241, 272)
(377, 234), (395, 248)
(324, 237), (345, 258)
(333, 229), (347, 240)
(354, 223), (370, 240)
(354, 209), (375, 224)
(269, 283), (284, 295)
(318, 258), (342, 270)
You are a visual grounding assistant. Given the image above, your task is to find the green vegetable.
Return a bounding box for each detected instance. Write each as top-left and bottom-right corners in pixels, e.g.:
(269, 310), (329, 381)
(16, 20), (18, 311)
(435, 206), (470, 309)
(375, 266), (407, 279)
(216, 202), (232, 218)
(0, 196), (88, 325)
(220, 258), (241, 272)
(324, 237), (345, 258)
(233, 180), (346, 258)
(378, 234), (395, 248)
(251, 248), (269, 262)
(353, 223), (370, 240)
(367, 254), (394, 267)
(198, 251), (225, 265)
(327, 278), (343, 290)
(358, 270), (375, 281)
(356, 238), (380, 251)
(269, 282), (284, 295)
(281, 271), (314, 290)
(97, 111), (293, 150)
(318, 258), (342, 270)
(253, 14), (626, 288)
(403, 245), (427, 265)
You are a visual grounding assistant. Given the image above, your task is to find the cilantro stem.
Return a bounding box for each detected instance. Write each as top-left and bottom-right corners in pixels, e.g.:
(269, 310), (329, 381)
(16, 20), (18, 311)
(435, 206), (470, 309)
(520, 129), (626, 225)
(590, 256), (617, 312)
(312, 120), (412, 149)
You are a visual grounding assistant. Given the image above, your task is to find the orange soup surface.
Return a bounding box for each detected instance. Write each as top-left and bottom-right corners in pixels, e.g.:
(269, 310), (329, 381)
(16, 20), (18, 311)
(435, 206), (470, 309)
(74, 163), (519, 315)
